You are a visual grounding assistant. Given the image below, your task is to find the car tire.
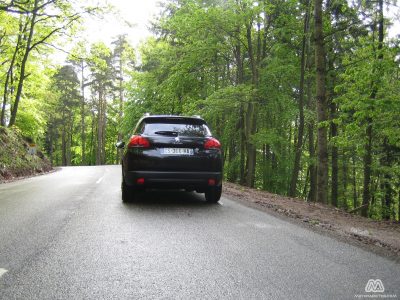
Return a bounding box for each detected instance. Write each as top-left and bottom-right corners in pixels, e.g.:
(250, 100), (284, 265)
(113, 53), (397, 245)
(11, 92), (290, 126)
(205, 186), (222, 203)
(121, 177), (134, 203)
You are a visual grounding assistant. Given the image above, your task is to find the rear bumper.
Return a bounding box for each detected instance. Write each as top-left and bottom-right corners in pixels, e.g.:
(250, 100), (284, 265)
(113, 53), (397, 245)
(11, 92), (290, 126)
(124, 170), (222, 189)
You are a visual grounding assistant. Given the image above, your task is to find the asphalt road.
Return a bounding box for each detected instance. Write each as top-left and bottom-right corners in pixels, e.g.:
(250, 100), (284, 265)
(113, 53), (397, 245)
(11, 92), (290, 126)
(0, 166), (399, 299)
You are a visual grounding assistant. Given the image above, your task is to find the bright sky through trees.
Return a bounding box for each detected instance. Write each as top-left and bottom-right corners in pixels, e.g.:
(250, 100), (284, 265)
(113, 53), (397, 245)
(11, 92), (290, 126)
(67, 0), (400, 56)
(80, 0), (160, 45)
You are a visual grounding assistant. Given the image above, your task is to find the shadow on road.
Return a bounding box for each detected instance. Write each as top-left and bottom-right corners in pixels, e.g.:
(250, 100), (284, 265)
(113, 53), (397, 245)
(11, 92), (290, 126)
(122, 190), (220, 209)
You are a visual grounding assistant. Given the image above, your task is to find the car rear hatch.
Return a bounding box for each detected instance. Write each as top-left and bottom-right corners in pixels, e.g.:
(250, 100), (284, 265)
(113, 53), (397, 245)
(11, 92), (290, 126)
(128, 117), (221, 172)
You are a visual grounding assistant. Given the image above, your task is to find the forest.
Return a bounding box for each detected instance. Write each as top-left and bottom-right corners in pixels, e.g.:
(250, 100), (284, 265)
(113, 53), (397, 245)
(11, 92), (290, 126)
(0, 0), (399, 221)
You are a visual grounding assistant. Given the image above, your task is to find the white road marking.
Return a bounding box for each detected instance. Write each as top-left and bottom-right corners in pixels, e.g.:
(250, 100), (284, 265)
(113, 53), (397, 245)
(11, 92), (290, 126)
(96, 176), (103, 184)
(0, 268), (8, 278)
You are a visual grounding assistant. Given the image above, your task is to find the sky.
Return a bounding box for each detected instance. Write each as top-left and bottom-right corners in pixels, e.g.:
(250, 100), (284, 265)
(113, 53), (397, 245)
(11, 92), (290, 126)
(76, 0), (161, 47)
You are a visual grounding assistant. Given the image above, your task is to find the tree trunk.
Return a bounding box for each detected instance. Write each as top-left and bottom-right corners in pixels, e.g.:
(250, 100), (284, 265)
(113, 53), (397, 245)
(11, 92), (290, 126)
(62, 109), (67, 166)
(245, 101), (257, 187)
(244, 23), (258, 187)
(239, 104), (246, 185)
(362, 122), (373, 217)
(330, 99), (338, 207)
(342, 150), (348, 209)
(361, 0), (384, 217)
(306, 20), (316, 202)
(117, 55), (124, 164)
(235, 42), (246, 185)
(101, 95), (107, 164)
(48, 124), (54, 165)
(289, 0), (310, 197)
(352, 152), (358, 209)
(314, 0), (328, 204)
(90, 111), (95, 166)
(1, 19), (25, 126)
(398, 190), (400, 222)
(96, 89), (103, 165)
(382, 138), (392, 220)
(9, 0), (39, 127)
(80, 60), (86, 165)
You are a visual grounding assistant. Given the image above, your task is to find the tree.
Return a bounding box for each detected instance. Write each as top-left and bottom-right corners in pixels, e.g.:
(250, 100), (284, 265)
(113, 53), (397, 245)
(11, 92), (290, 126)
(48, 65), (80, 166)
(314, 0), (328, 204)
(1, 0), (97, 127)
(88, 42), (113, 165)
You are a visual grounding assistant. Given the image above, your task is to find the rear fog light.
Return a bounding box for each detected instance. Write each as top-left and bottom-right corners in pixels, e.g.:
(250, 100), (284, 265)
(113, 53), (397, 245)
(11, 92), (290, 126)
(208, 179), (216, 186)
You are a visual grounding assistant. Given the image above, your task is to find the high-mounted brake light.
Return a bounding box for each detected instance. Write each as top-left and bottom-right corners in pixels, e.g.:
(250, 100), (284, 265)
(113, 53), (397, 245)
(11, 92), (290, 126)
(128, 135), (150, 148)
(204, 138), (221, 150)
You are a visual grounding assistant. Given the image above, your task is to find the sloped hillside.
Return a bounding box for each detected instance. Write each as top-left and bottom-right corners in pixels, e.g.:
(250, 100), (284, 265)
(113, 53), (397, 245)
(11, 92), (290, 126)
(0, 126), (52, 182)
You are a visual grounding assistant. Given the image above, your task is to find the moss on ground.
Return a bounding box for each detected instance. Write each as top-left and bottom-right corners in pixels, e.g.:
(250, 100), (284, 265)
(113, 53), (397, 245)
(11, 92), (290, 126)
(0, 126), (52, 182)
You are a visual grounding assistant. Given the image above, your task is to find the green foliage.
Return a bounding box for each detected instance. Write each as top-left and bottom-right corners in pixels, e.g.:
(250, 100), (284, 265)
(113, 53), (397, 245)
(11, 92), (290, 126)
(120, 0), (400, 220)
(1, 0), (399, 221)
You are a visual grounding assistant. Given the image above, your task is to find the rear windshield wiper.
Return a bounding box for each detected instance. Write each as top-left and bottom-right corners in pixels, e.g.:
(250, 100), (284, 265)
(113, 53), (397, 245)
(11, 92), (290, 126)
(154, 130), (179, 136)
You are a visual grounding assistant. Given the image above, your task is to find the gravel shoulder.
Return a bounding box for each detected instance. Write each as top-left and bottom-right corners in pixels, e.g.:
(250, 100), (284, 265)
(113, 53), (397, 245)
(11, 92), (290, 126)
(223, 182), (400, 260)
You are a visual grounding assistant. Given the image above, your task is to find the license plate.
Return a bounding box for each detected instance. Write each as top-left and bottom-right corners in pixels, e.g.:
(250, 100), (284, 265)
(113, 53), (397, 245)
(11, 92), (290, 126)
(161, 148), (194, 155)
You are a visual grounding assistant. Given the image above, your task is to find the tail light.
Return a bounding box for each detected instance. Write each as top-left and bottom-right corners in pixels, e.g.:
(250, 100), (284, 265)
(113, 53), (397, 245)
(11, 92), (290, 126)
(128, 135), (150, 148)
(204, 138), (221, 150)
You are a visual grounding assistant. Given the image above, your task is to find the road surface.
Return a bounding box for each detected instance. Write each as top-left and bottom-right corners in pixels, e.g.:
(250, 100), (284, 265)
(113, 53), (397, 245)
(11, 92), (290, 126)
(0, 166), (399, 299)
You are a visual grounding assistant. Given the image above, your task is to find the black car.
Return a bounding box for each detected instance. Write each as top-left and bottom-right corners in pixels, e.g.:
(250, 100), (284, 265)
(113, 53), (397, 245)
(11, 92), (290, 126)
(116, 115), (223, 203)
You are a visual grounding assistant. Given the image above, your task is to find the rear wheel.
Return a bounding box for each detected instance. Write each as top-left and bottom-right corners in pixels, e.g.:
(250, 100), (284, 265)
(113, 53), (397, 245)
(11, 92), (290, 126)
(205, 186), (222, 203)
(121, 177), (134, 202)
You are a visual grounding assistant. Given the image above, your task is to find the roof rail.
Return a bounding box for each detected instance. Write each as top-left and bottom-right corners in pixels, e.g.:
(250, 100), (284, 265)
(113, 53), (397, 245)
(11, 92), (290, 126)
(192, 115), (202, 118)
(144, 112), (151, 116)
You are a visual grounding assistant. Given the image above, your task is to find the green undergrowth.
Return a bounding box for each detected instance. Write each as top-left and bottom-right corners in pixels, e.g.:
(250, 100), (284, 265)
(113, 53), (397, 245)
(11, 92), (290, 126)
(0, 126), (52, 182)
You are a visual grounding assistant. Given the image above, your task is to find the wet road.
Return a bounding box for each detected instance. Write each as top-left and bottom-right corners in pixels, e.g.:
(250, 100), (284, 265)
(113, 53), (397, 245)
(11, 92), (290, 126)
(0, 166), (399, 299)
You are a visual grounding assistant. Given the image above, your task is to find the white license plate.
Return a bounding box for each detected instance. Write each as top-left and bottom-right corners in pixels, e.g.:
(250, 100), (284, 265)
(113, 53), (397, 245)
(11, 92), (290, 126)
(161, 148), (194, 155)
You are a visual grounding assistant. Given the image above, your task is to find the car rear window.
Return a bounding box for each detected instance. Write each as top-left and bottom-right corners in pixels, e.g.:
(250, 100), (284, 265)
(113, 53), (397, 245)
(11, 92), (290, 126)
(142, 119), (211, 137)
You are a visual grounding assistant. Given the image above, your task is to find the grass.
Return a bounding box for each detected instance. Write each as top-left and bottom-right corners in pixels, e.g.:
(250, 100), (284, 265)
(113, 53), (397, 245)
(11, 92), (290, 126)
(0, 126), (51, 181)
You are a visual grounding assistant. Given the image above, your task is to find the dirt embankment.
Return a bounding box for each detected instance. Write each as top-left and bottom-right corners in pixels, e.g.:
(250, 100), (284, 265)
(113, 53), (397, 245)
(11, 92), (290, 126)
(223, 182), (400, 259)
(0, 126), (52, 183)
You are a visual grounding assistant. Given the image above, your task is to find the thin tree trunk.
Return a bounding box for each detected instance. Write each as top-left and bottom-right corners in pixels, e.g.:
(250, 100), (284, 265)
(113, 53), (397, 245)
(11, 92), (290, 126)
(330, 98), (338, 207)
(306, 21), (316, 202)
(90, 111), (95, 166)
(48, 124), (54, 165)
(101, 92), (107, 164)
(96, 89), (102, 165)
(362, 0), (384, 217)
(289, 0), (310, 197)
(80, 60), (86, 165)
(398, 190), (400, 221)
(352, 151), (358, 209)
(117, 55), (124, 164)
(342, 150), (348, 209)
(1, 19), (24, 126)
(239, 104), (245, 185)
(245, 23), (258, 187)
(62, 109), (67, 166)
(235, 42), (246, 185)
(314, 0), (328, 204)
(9, 0), (39, 127)
(382, 138), (392, 220)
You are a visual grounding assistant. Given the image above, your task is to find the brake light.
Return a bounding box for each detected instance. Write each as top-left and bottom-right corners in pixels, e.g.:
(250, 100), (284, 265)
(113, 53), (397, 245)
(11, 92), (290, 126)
(128, 135), (150, 148)
(204, 138), (221, 150)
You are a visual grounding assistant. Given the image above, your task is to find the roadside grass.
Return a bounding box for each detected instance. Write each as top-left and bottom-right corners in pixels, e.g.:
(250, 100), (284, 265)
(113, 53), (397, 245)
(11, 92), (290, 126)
(0, 126), (52, 182)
